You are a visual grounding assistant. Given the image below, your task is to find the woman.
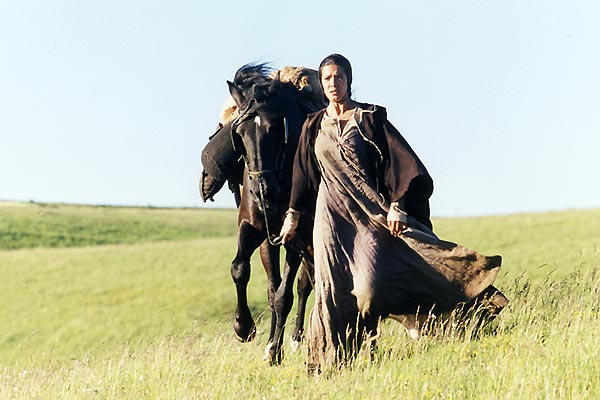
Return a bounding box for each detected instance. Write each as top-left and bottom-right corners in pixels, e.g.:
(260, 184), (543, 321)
(279, 54), (506, 371)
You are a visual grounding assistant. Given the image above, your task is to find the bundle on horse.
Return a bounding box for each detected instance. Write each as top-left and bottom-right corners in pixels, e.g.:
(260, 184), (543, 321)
(200, 64), (324, 364)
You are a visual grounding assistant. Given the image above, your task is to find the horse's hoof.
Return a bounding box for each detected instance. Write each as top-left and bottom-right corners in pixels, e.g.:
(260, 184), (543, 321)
(263, 341), (273, 361)
(263, 341), (283, 365)
(408, 328), (421, 340)
(290, 329), (304, 352)
(234, 319), (256, 342)
(289, 338), (301, 352)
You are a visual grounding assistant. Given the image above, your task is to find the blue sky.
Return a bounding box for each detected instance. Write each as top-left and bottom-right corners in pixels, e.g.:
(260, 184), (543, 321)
(1, 1), (598, 217)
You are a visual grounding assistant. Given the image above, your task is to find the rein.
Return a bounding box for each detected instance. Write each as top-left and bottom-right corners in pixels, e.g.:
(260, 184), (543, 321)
(254, 170), (281, 246)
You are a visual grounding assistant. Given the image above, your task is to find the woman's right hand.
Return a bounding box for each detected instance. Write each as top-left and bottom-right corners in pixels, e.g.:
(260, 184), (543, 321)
(279, 209), (300, 244)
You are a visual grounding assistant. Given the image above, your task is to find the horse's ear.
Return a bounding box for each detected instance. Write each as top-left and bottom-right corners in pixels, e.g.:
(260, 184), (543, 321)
(227, 80), (245, 109)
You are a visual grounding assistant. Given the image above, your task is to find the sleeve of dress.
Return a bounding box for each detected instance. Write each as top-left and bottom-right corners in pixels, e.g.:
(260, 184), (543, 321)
(381, 118), (433, 203)
(378, 113), (434, 229)
(289, 119), (319, 214)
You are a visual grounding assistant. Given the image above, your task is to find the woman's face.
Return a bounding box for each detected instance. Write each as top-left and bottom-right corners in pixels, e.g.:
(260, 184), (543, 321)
(320, 64), (348, 104)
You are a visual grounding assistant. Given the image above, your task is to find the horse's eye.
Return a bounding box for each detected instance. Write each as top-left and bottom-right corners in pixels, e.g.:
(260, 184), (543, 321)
(254, 115), (261, 127)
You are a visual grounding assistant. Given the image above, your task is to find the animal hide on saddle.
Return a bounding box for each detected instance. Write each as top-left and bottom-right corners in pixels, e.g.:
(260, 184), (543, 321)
(200, 66), (326, 203)
(200, 122), (244, 204)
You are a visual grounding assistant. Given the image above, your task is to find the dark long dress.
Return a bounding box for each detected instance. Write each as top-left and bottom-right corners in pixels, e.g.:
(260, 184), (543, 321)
(306, 108), (506, 368)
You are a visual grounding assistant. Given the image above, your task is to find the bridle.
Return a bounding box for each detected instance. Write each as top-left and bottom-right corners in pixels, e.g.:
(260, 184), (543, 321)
(230, 100), (290, 246)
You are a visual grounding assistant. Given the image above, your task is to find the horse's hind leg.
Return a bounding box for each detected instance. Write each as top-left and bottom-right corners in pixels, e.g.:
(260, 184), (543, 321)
(268, 248), (303, 365)
(231, 221), (264, 342)
(290, 259), (313, 350)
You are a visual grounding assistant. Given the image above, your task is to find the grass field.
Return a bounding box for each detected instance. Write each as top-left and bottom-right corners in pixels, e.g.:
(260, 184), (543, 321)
(0, 201), (599, 399)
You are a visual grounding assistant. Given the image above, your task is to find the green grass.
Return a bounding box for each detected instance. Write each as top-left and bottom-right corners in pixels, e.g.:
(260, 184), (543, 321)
(0, 201), (599, 399)
(0, 238), (241, 364)
(434, 208), (600, 280)
(0, 202), (237, 250)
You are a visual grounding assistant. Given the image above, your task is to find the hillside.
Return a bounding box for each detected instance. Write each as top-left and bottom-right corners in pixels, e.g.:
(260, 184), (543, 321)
(0, 202), (599, 399)
(0, 202), (237, 250)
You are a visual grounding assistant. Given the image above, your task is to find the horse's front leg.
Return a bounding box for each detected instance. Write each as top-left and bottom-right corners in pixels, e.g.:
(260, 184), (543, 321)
(267, 247), (303, 365)
(258, 242), (281, 353)
(231, 220), (264, 342)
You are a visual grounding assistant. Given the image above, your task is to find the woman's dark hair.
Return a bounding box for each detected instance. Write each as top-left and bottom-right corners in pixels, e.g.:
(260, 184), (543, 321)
(318, 53), (353, 98)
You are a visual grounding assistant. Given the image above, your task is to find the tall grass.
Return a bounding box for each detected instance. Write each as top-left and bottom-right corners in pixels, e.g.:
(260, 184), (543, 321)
(0, 202), (599, 399)
(1, 269), (598, 399)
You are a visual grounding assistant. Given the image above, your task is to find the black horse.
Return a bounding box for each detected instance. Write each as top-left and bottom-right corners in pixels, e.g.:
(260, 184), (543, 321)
(203, 64), (317, 364)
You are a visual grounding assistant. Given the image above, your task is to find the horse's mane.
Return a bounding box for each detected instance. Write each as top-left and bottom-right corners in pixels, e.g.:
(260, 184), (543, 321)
(233, 63), (273, 92)
(220, 64), (326, 124)
(236, 63), (294, 107)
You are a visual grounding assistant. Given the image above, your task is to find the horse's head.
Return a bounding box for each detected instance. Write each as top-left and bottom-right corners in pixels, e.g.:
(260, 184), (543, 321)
(227, 64), (300, 214)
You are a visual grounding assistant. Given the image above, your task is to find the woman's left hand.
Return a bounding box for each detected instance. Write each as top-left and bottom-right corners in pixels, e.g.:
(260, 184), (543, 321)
(388, 220), (408, 237)
(387, 201), (408, 236)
